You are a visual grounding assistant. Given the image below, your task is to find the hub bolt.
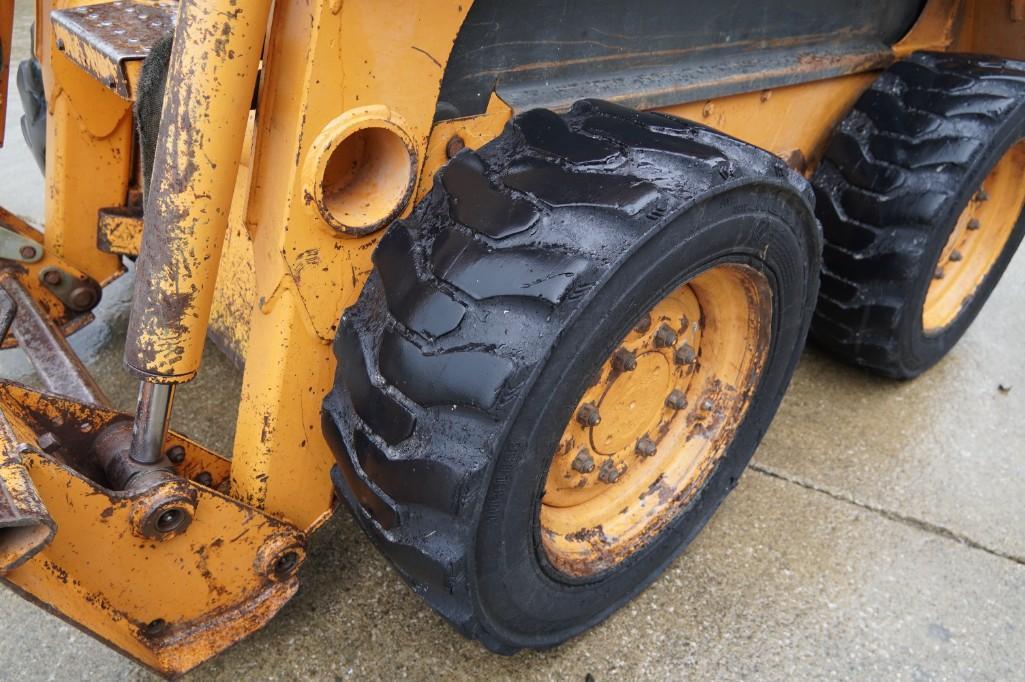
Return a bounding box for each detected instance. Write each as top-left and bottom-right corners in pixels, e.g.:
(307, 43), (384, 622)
(665, 390), (687, 410)
(635, 436), (657, 458)
(598, 458), (623, 484)
(612, 348), (638, 372)
(572, 448), (595, 473)
(674, 343), (697, 365)
(949, 250), (963, 262)
(654, 323), (677, 348)
(576, 403), (601, 427)
(967, 218), (981, 231)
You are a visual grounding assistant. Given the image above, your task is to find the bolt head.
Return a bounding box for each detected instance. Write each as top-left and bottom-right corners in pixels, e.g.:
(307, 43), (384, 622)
(69, 286), (98, 310)
(612, 347), (637, 372)
(37, 432), (61, 454)
(194, 471), (214, 487)
(967, 218), (981, 231)
(56, 38), (66, 52)
(633, 314), (652, 334)
(635, 436), (657, 457)
(653, 323), (677, 348)
(571, 448), (595, 473)
(445, 135), (466, 159)
(934, 267), (945, 280)
(975, 189), (989, 202)
(949, 250), (963, 262)
(665, 389), (687, 410)
(165, 445), (186, 464)
(18, 245), (37, 260)
(701, 398), (715, 411)
(576, 403), (601, 427)
(42, 269), (63, 286)
(674, 343), (697, 365)
(598, 458), (624, 483)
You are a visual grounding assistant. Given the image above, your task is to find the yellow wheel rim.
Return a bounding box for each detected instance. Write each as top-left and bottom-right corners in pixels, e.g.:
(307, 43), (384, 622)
(923, 139), (1025, 333)
(539, 264), (772, 577)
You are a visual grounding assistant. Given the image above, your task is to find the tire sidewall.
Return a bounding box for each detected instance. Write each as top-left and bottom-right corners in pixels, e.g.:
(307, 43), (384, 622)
(471, 183), (818, 647)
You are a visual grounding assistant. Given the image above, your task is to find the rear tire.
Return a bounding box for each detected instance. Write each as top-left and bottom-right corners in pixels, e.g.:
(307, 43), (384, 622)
(811, 52), (1025, 378)
(323, 100), (820, 652)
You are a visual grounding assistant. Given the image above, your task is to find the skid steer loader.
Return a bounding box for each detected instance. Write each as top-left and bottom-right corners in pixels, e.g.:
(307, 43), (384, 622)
(0, 0), (1022, 675)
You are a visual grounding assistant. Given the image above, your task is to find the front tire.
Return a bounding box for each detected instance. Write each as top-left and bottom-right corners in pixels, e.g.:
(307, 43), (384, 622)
(323, 100), (821, 652)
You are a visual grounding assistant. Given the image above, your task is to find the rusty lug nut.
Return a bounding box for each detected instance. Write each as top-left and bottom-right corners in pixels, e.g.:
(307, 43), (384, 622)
(165, 445), (186, 464)
(665, 389), (687, 410)
(143, 618), (167, 638)
(445, 135), (466, 159)
(576, 402), (601, 427)
(598, 458), (623, 484)
(18, 245), (37, 260)
(967, 218), (981, 231)
(69, 286), (98, 310)
(674, 343), (697, 365)
(42, 269), (63, 286)
(653, 323), (678, 348)
(633, 314), (652, 334)
(934, 267), (945, 280)
(572, 448), (595, 473)
(975, 189), (989, 202)
(272, 551), (301, 579)
(612, 347), (637, 372)
(635, 436), (657, 458)
(949, 250), (963, 262)
(37, 432), (61, 454)
(194, 471), (214, 487)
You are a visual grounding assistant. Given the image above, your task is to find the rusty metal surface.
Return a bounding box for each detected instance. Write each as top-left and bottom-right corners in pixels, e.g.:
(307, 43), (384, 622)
(0, 276), (108, 407)
(0, 381), (305, 677)
(97, 206), (143, 257)
(51, 1), (177, 99)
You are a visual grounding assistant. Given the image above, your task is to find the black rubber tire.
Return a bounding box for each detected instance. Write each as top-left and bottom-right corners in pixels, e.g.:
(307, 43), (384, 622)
(17, 52), (46, 173)
(811, 51), (1025, 379)
(322, 99), (821, 652)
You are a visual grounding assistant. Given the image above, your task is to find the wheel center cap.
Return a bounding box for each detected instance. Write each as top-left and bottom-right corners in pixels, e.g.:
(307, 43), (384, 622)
(592, 351), (671, 455)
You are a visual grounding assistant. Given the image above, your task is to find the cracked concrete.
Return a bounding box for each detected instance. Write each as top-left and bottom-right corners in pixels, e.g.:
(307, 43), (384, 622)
(1, 4), (1024, 679)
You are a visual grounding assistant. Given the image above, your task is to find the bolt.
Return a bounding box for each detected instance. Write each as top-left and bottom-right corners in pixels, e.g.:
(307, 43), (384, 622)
(635, 436), (657, 458)
(934, 267), (945, 280)
(571, 448), (595, 474)
(445, 135), (466, 159)
(576, 403), (601, 427)
(701, 398), (715, 411)
(154, 508), (187, 534)
(633, 314), (652, 334)
(967, 218), (981, 231)
(611, 347), (637, 372)
(653, 323), (677, 348)
(674, 343), (697, 366)
(69, 286), (98, 310)
(598, 458), (623, 484)
(975, 189), (989, 202)
(18, 245), (37, 260)
(165, 445), (186, 464)
(56, 38), (66, 52)
(949, 250), (963, 262)
(37, 432), (61, 454)
(143, 618), (167, 638)
(42, 269), (63, 286)
(272, 551), (300, 579)
(665, 389), (687, 410)
(194, 471), (214, 487)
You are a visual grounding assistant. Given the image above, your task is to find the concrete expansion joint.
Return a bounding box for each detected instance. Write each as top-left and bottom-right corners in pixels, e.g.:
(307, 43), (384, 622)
(748, 462), (1025, 569)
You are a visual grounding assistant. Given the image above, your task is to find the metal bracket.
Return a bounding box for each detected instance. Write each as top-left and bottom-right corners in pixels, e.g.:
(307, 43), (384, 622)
(0, 223), (42, 264)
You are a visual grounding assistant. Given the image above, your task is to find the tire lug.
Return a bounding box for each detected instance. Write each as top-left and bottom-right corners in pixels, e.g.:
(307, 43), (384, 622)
(576, 402), (601, 427)
(967, 218), (981, 231)
(653, 323), (677, 348)
(635, 436), (657, 458)
(598, 458), (623, 484)
(571, 448), (595, 474)
(674, 343), (697, 365)
(665, 390), (687, 410)
(949, 250), (963, 262)
(611, 347), (638, 372)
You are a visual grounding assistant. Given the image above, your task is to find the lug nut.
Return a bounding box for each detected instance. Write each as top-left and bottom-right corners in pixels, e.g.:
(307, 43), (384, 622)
(949, 250), (963, 262)
(576, 403), (601, 427)
(633, 314), (652, 333)
(42, 269), (63, 286)
(18, 245), (37, 260)
(635, 436), (657, 458)
(967, 218), (981, 231)
(572, 448), (595, 473)
(934, 266), (945, 280)
(194, 471), (214, 487)
(598, 458), (623, 484)
(612, 348), (637, 372)
(165, 445), (186, 464)
(665, 390), (687, 410)
(674, 343), (697, 365)
(654, 323), (677, 348)
(975, 189), (989, 202)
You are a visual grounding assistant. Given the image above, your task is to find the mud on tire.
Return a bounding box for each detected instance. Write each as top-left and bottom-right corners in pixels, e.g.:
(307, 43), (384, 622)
(323, 99), (821, 652)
